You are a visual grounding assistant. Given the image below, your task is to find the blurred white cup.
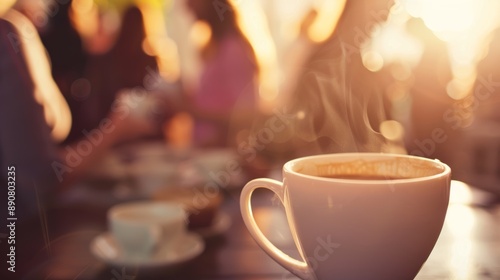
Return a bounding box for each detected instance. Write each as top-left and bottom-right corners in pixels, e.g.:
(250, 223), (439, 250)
(108, 201), (186, 260)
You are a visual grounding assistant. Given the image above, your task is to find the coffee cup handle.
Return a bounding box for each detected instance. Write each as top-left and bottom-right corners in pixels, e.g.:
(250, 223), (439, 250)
(240, 178), (313, 280)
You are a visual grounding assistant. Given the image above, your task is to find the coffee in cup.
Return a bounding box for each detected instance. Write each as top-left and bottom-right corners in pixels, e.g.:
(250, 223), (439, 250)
(240, 153), (451, 280)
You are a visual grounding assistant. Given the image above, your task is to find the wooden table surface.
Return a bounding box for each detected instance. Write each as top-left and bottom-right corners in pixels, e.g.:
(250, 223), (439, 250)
(5, 178), (500, 280)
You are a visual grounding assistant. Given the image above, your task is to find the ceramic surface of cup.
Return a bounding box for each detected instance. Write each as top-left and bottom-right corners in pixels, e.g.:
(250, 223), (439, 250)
(241, 153), (451, 280)
(108, 202), (186, 260)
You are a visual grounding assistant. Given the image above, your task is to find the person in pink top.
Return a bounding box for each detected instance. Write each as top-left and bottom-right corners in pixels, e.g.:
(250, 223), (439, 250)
(184, 0), (258, 148)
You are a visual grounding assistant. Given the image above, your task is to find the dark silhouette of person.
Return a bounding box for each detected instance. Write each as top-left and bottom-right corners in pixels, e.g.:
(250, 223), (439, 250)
(105, 6), (158, 97)
(405, 18), (455, 163)
(81, 6), (159, 141)
(275, 0), (394, 160)
(39, 0), (88, 144)
(474, 27), (500, 123)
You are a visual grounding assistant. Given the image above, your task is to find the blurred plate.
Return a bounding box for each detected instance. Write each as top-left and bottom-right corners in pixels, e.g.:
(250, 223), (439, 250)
(91, 232), (204, 269)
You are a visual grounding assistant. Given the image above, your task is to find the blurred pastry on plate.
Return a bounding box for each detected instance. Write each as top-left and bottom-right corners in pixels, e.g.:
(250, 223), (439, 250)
(153, 186), (223, 229)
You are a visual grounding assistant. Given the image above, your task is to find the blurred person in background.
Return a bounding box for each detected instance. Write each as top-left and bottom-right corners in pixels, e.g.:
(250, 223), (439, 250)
(272, 0), (394, 160)
(474, 27), (500, 123)
(83, 5), (162, 140)
(405, 18), (455, 164)
(64, 3), (169, 145)
(180, 0), (259, 148)
(0, 1), (156, 276)
(39, 0), (89, 144)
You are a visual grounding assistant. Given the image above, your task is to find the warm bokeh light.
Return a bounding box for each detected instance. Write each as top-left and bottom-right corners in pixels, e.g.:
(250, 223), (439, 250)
(71, 0), (99, 40)
(93, 0), (164, 11)
(405, 0), (478, 36)
(362, 50), (384, 72)
(296, 110), (306, 120)
(446, 204), (476, 280)
(446, 75), (476, 100)
(254, 207), (293, 248)
(390, 63), (413, 82)
(307, 0), (346, 43)
(0, 0), (15, 16)
(443, 181), (480, 280)
(270, 0), (314, 47)
(189, 20), (211, 50)
(364, 11), (422, 69)
(449, 180), (473, 204)
(71, 0), (500, 135)
(361, 0), (500, 141)
(164, 112), (194, 150)
(402, 0), (500, 100)
(139, 3), (180, 82)
(230, 0), (280, 110)
(366, 0), (500, 75)
(380, 120), (405, 141)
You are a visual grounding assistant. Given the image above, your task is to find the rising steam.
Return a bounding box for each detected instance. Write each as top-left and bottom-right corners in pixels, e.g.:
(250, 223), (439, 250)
(272, 39), (389, 158)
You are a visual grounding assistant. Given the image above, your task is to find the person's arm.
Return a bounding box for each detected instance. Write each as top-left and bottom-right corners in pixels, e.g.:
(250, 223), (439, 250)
(0, 19), (156, 193)
(0, 19), (62, 218)
(55, 97), (157, 189)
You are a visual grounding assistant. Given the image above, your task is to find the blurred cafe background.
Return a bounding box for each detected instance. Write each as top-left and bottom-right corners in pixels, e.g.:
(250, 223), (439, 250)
(1, 0), (500, 279)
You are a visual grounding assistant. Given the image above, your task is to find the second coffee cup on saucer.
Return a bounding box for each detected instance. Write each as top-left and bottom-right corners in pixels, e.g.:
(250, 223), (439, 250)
(108, 201), (187, 260)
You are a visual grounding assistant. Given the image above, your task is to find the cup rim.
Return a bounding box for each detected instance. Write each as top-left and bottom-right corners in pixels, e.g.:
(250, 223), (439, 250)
(284, 153), (451, 184)
(108, 201), (186, 225)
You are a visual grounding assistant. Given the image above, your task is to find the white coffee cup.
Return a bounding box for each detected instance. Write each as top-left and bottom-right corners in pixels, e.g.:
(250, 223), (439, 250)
(241, 153), (451, 280)
(108, 201), (186, 260)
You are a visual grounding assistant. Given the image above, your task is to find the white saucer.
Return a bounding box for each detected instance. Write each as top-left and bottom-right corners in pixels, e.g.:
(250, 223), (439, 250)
(90, 232), (204, 269)
(193, 211), (231, 238)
